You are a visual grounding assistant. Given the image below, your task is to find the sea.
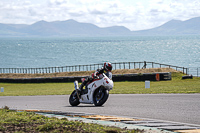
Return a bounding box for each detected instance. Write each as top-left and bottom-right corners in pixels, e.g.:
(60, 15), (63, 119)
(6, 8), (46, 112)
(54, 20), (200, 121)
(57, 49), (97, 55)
(0, 35), (200, 69)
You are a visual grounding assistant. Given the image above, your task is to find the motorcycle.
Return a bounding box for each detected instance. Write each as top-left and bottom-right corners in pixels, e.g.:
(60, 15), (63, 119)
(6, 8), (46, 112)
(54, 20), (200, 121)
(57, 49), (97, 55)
(69, 73), (114, 106)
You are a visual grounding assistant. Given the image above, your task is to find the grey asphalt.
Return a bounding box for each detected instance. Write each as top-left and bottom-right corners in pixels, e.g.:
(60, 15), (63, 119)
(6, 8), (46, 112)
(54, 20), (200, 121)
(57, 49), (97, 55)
(0, 94), (200, 125)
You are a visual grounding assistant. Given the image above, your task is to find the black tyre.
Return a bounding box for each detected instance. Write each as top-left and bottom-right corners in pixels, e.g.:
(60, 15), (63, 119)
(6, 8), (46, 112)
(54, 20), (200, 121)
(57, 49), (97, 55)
(69, 90), (80, 106)
(93, 87), (109, 106)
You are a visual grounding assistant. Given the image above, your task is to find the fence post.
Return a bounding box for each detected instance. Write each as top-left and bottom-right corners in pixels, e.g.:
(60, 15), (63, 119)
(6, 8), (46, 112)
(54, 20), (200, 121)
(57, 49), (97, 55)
(143, 61), (146, 69)
(186, 68), (188, 75)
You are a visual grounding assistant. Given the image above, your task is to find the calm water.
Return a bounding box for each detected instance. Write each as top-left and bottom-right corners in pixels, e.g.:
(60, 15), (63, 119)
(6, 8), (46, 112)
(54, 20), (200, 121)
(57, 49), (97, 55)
(0, 36), (200, 68)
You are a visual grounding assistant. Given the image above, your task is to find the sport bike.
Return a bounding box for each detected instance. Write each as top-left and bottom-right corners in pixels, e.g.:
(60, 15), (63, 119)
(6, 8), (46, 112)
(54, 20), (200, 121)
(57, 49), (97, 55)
(69, 73), (114, 106)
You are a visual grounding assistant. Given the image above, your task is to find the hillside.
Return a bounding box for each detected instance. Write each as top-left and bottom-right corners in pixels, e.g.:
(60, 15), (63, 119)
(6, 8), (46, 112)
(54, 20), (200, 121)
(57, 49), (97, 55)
(134, 17), (200, 35)
(0, 19), (131, 37)
(0, 17), (200, 37)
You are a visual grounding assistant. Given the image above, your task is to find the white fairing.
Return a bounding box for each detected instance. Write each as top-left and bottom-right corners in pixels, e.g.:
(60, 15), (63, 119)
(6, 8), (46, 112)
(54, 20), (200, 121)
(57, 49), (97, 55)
(79, 73), (113, 104)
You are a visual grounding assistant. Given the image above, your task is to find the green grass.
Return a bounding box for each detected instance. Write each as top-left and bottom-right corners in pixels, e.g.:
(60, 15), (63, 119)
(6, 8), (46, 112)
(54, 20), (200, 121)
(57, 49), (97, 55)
(0, 72), (200, 96)
(112, 73), (200, 94)
(0, 83), (73, 96)
(0, 108), (138, 133)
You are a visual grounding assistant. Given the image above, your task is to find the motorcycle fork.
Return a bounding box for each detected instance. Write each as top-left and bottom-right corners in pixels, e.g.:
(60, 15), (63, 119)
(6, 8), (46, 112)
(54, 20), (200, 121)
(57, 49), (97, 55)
(75, 89), (80, 99)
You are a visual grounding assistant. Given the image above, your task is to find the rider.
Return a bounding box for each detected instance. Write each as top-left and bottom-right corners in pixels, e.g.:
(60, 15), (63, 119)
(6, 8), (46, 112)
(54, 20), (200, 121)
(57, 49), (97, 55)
(79, 62), (113, 94)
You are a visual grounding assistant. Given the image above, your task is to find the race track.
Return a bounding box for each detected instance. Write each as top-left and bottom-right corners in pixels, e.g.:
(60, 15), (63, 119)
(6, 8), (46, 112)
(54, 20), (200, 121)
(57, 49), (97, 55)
(0, 94), (200, 125)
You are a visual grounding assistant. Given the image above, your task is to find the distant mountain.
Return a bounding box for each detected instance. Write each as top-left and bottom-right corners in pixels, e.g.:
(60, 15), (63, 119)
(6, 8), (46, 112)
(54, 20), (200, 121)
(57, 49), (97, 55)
(0, 19), (131, 37)
(133, 17), (200, 35)
(0, 17), (200, 37)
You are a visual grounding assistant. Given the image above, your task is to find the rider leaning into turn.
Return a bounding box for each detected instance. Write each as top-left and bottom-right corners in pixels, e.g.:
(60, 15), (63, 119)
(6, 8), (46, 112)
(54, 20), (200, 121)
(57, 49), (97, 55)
(79, 62), (113, 94)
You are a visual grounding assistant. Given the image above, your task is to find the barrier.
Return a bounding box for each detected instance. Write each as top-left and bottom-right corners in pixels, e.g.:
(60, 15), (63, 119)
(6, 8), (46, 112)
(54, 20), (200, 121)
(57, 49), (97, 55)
(0, 72), (171, 83)
(182, 75), (193, 79)
(156, 73), (160, 81)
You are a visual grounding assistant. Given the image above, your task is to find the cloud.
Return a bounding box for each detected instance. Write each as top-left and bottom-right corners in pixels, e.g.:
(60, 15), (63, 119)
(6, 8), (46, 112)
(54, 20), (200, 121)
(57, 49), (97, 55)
(49, 0), (68, 5)
(0, 0), (200, 31)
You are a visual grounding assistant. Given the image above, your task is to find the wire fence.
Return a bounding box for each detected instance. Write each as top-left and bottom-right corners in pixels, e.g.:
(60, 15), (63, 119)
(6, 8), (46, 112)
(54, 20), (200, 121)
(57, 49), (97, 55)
(188, 67), (200, 77)
(0, 61), (188, 74)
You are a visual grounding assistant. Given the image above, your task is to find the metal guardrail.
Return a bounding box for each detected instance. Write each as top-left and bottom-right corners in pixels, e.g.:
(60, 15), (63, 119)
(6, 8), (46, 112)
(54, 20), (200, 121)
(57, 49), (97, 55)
(0, 61), (188, 74)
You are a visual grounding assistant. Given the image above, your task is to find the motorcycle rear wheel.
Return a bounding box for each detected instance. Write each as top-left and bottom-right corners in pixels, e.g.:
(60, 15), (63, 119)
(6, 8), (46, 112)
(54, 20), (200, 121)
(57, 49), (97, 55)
(93, 88), (109, 106)
(69, 90), (80, 106)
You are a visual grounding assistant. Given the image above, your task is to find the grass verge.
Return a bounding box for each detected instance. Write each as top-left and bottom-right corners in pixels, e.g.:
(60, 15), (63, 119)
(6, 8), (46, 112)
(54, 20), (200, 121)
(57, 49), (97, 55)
(0, 72), (199, 96)
(0, 108), (140, 133)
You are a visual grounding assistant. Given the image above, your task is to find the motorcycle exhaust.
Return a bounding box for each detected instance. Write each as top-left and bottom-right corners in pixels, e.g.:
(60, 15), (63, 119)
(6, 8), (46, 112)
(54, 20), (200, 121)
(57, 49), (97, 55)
(74, 80), (79, 90)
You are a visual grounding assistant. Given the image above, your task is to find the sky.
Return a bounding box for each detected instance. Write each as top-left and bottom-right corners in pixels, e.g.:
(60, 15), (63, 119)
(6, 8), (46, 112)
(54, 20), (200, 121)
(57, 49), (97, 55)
(0, 0), (200, 31)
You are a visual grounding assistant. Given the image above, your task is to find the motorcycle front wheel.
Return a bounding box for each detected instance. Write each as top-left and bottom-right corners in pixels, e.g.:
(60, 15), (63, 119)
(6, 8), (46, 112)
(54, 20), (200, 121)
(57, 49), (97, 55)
(93, 88), (109, 106)
(69, 90), (80, 106)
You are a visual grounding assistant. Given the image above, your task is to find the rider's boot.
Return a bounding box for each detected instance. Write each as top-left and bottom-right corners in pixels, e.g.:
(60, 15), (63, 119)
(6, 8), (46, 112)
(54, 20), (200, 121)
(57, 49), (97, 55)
(79, 76), (92, 94)
(79, 83), (84, 92)
(79, 80), (87, 94)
